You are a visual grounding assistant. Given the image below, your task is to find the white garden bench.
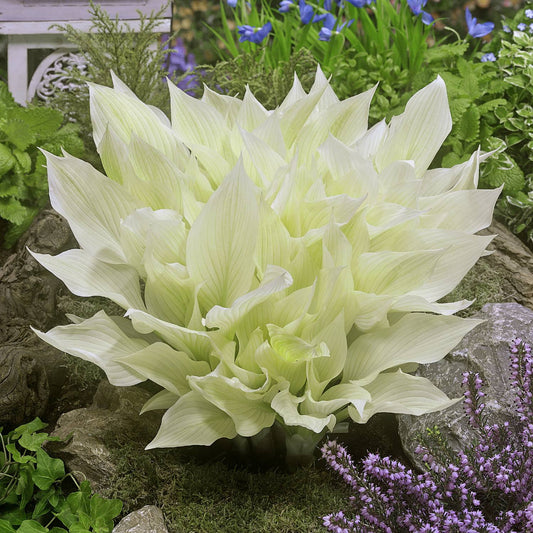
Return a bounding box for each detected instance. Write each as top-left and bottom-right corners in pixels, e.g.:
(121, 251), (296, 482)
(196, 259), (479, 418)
(0, 0), (171, 105)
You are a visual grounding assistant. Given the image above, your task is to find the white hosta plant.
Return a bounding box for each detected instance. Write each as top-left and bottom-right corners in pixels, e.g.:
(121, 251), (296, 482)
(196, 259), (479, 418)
(31, 68), (500, 457)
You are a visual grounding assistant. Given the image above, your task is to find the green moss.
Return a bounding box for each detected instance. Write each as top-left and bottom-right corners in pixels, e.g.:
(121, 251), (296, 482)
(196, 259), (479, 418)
(441, 256), (513, 317)
(105, 441), (350, 533)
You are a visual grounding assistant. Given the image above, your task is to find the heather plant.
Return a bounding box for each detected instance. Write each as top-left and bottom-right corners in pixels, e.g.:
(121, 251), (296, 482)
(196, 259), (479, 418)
(322, 338), (533, 532)
(30, 68), (498, 464)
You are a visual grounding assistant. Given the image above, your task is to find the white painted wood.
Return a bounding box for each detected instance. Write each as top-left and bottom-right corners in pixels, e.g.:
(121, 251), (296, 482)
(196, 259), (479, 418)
(0, 19), (169, 34)
(0, 1), (171, 22)
(0, 1), (171, 105)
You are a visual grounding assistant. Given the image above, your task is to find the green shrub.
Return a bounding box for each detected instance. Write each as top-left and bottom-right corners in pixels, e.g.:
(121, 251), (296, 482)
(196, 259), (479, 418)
(0, 84), (84, 248)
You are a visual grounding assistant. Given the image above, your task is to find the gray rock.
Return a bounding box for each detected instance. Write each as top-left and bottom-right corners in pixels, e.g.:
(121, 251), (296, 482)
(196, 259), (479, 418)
(0, 344), (48, 427)
(398, 302), (533, 472)
(48, 382), (162, 493)
(112, 505), (168, 533)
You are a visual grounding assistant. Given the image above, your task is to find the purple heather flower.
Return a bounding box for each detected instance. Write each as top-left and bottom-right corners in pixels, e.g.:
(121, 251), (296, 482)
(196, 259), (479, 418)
(279, 0), (293, 12)
(238, 21), (273, 44)
(465, 8), (494, 38)
(481, 52), (497, 62)
(526, 8), (533, 19)
(323, 338), (533, 532)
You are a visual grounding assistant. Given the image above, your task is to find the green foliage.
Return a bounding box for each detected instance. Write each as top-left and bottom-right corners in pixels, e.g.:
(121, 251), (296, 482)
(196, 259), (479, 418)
(0, 419), (122, 533)
(49, 1), (175, 168)
(329, 48), (412, 123)
(190, 47), (318, 109)
(0, 84), (84, 248)
(215, 0), (434, 76)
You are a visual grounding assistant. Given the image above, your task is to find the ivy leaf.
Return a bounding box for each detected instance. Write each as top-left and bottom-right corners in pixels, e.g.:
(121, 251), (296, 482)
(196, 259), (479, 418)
(89, 493), (122, 530)
(32, 449), (65, 491)
(19, 432), (62, 452)
(15, 464), (35, 510)
(12, 419), (48, 439)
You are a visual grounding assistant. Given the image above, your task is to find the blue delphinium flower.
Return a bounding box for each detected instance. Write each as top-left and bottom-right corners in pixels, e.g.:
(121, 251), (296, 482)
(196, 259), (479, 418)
(299, 0), (314, 24)
(279, 0), (293, 12)
(407, 0), (433, 25)
(465, 8), (494, 38)
(526, 8), (533, 19)
(481, 52), (496, 62)
(518, 22), (527, 31)
(238, 21), (273, 43)
(227, 0), (238, 7)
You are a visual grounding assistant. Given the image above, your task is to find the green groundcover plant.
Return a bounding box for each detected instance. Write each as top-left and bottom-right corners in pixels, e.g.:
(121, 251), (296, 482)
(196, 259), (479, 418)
(0, 418), (122, 533)
(0, 84), (84, 248)
(30, 68), (499, 461)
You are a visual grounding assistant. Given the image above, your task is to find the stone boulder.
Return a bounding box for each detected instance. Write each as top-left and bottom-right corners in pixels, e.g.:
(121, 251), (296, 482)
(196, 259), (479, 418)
(398, 302), (533, 472)
(0, 343), (48, 427)
(113, 505), (168, 533)
(48, 381), (162, 493)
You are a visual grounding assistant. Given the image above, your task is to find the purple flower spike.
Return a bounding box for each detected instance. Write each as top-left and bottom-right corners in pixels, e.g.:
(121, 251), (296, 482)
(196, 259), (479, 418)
(465, 8), (494, 38)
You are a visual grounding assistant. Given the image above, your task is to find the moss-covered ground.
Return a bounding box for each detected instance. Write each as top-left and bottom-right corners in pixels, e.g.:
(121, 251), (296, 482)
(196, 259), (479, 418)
(104, 440), (351, 533)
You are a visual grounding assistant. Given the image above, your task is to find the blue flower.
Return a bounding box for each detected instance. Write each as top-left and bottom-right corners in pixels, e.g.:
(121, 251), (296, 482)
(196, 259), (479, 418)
(346, 0), (368, 6)
(408, 0), (433, 25)
(227, 0), (238, 7)
(279, 0), (293, 12)
(503, 24), (511, 33)
(526, 9), (533, 19)
(465, 8), (494, 38)
(481, 52), (496, 62)
(530, 23), (533, 33)
(237, 21), (273, 44)
(517, 22), (527, 31)
(318, 13), (353, 41)
(299, 0), (314, 24)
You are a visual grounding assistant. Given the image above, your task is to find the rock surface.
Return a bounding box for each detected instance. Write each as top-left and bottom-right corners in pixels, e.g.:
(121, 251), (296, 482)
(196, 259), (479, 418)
(398, 302), (533, 472)
(113, 505), (168, 533)
(483, 220), (533, 311)
(48, 381), (162, 493)
(0, 344), (48, 427)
